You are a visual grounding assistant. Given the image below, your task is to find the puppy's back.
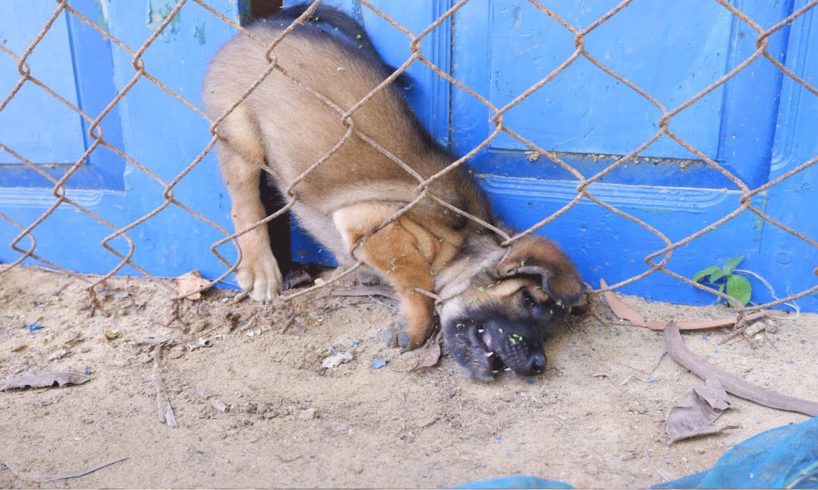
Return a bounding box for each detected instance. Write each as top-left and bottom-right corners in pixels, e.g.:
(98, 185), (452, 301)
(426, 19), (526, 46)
(203, 5), (490, 222)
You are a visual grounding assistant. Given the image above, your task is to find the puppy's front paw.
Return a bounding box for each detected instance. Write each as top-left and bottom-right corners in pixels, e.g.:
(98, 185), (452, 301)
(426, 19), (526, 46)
(236, 251), (282, 302)
(385, 314), (432, 352)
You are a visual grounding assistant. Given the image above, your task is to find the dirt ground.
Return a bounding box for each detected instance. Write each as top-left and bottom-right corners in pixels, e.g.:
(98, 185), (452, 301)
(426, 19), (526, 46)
(1, 266), (816, 488)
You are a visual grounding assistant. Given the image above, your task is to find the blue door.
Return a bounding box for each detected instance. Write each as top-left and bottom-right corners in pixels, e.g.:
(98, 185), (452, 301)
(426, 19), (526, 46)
(0, 0), (239, 278)
(290, 0), (818, 311)
(2, 0), (816, 311)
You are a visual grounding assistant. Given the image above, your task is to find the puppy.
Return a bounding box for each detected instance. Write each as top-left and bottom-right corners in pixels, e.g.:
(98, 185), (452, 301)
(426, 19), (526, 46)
(203, 4), (586, 380)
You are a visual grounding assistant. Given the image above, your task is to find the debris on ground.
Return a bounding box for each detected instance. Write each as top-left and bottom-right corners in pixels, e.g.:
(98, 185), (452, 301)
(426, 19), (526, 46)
(666, 378), (732, 443)
(0, 369), (92, 391)
(171, 271), (210, 300)
(185, 338), (212, 352)
(411, 331), (442, 371)
(664, 322), (818, 416)
(321, 350), (354, 369)
(210, 399), (230, 413)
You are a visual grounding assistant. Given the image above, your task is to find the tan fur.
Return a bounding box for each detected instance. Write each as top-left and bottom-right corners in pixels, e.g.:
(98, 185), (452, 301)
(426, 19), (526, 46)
(204, 18), (583, 351)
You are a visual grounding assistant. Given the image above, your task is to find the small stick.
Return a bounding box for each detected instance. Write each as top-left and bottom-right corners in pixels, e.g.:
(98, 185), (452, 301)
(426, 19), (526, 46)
(279, 315), (295, 334)
(664, 322), (818, 416)
(2, 457), (127, 483)
(330, 286), (399, 301)
(134, 336), (173, 346)
(152, 345), (178, 427)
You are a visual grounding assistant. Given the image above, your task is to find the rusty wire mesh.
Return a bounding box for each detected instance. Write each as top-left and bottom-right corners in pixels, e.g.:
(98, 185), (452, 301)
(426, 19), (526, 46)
(1, 0), (817, 319)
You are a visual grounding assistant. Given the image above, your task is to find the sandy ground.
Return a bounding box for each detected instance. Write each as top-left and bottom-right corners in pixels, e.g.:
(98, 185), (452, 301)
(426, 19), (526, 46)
(0, 266), (816, 488)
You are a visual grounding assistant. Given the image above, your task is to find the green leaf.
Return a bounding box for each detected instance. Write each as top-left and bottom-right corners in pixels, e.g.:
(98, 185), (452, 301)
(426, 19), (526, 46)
(722, 256), (745, 275)
(693, 266), (722, 283)
(709, 268), (728, 283)
(726, 274), (752, 307)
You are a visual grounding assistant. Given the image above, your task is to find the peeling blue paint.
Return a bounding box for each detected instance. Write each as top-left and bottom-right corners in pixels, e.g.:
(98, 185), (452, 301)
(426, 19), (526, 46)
(146, 0), (182, 41)
(93, 0), (109, 32)
(194, 23), (206, 45)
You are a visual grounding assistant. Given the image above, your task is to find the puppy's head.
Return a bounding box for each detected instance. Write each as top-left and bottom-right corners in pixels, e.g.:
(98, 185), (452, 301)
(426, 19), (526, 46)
(440, 235), (585, 381)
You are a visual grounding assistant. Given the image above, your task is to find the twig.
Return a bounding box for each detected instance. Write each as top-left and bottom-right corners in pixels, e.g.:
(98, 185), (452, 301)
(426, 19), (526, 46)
(329, 285), (399, 301)
(279, 313), (296, 334)
(152, 345), (178, 427)
(2, 457), (127, 483)
(134, 336), (173, 346)
(664, 322), (818, 417)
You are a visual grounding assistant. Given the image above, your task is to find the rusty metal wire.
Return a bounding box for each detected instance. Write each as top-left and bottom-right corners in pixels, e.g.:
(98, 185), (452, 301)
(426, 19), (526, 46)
(1, 0), (816, 319)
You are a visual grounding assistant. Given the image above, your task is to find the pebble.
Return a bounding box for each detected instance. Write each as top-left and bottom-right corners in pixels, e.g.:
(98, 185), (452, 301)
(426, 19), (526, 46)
(210, 399), (230, 413)
(321, 351), (354, 369)
(298, 408), (318, 421)
(628, 400), (648, 414)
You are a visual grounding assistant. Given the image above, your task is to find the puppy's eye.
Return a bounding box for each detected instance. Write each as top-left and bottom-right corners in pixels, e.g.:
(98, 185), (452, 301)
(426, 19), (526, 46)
(522, 290), (537, 309)
(522, 289), (551, 320)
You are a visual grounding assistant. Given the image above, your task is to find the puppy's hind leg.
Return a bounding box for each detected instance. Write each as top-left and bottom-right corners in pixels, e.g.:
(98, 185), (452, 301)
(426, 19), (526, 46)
(217, 138), (282, 302)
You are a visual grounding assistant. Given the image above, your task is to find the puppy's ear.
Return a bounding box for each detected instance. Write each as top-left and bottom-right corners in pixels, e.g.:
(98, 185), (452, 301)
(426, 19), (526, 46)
(495, 235), (586, 310)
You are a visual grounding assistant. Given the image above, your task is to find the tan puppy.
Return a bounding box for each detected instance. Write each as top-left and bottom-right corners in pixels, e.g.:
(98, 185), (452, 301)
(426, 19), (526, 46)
(203, 5), (585, 379)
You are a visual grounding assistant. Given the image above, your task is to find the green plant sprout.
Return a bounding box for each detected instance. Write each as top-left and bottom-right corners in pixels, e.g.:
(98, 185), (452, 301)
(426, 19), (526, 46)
(693, 256), (752, 307)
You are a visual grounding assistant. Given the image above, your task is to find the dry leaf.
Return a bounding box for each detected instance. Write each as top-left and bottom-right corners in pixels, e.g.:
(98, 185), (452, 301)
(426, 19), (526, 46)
(171, 270), (210, 300)
(600, 279), (768, 330)
(1, 370), (91, 391)
(666, 378), (732, 443)
(665, 322), (818, 416)
(411, 331), (442, 371)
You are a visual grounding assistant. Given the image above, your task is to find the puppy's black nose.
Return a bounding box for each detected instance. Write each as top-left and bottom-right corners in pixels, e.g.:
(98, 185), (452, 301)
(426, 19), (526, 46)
(527, 351), (547, 374)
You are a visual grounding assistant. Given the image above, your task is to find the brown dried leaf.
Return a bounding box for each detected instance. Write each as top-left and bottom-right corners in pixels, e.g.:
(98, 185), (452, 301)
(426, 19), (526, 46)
(411, 331), (442, 371)
(171, 270), (210, 300)
(666, 378), (732, 443)
(665, 322), (818, 416)
(1, 370), (91, 391)
(600, 279), (768, 330)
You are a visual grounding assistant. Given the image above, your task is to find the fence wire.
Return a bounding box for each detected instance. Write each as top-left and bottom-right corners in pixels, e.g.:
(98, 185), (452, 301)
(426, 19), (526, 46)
(1, 0), (817, 318)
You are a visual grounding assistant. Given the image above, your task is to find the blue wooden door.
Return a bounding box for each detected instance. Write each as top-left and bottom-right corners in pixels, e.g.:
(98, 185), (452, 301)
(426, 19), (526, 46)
(2, 1), (815, 311)
(0, 0), (239, 278)
(290, 0), (818, 311)
(0, 0), (125, 189)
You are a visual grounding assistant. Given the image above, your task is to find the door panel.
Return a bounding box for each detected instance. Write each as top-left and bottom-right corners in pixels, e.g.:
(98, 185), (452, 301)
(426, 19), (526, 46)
(0, 0), (125, 189)
(453, 0), (793, 189)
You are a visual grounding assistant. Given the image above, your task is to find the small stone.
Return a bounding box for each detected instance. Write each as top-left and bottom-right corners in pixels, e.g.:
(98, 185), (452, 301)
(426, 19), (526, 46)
(210, 399), (230, 413)
(103, 328), (121, 340)
(298, 408), (317, 420)
(417, 416), (438, 428)
(321, 350), (354, 369)
(47, 348), (69, 361)
(744, 322), (766, 337)
(628, 400), (647, 414)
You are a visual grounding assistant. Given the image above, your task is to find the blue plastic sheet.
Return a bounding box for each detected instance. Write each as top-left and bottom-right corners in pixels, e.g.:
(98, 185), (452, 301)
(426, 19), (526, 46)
(457, 417), (818, 489)
(655, 416), (818, 488)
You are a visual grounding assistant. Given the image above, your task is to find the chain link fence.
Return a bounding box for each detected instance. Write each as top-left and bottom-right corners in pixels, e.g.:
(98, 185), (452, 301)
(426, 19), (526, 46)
(1, 0), (817, 318)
